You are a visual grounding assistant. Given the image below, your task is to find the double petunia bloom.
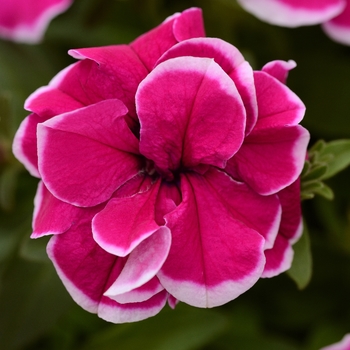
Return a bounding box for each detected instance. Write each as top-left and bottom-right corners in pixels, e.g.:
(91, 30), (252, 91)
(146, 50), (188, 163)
(13, 8), (310, 323)
(237, 0), (350, 45)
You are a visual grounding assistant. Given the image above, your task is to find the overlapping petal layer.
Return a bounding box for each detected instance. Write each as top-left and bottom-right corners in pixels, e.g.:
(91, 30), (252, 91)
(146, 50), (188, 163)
(137, 56), (246, 177)
(158, 169), (280, 307)
(38, 99), (141, 207)
(0, 0), (73, 43)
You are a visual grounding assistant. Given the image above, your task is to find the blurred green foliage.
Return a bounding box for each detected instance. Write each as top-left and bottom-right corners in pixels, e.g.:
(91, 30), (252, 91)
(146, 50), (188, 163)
(1, 0), (350, 349)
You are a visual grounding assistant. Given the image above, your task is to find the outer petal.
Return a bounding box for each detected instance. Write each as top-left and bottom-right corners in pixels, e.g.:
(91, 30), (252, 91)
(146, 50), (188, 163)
(0, 0), (73, 43)
(32, 181), (90, 238)
(137, 56), (246, 177)
(321, 334), (350, 350)
(104, 228), (171, 301)
(47, 218), (167, 323)
(92, 179), (162, 256)
(227, 125), (310, 195)
(237, 0), (346, 27)
(262, 60), (297, 84)
(68, 46), (148, 118)
(262, 179), (302, 277)
(38, 99), (141, 207)
(323, 2), (350, 45)
(157, 37), (257, 134)
(12, 113), (43, 177)
(130, 8), (205, 70)
(253, 71), (306, 130)
(158, 169), (281, 308)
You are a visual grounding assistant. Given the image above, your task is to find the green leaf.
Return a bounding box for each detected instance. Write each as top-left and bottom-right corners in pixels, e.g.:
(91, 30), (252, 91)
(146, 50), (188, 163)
(287, 222), (312, 290)
(80, 304), (229, 350)
(318, 139), (350, 180)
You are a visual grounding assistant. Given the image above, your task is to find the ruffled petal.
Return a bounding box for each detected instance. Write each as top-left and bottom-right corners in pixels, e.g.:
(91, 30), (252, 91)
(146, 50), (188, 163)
(32, 181), (95, 238)
(323, 2), (350, 45)
(137, 56), (246, 177)
(104, 228), (171, 300)
(227, 125), (310, 195)
(37, 99), (141, 207)
(0, 0), (73, 43)
(47, 219), (167, 323)
(157, 37), (257, 134)
(158, 169), (279, 307)
(253, 71), (306, 130)
(92, 179), (162, 256)
(262, 60), (297, 84)
(237, 0), (346, 27)
(12, 113), (43, 178)
(68, 45), (148, 118)
(262, 235), (294, 277)
(263, 179), (302, 277)
(108, 277), (164, 304)
(130, 7), (204, 70)
(25, 86), (84, 119)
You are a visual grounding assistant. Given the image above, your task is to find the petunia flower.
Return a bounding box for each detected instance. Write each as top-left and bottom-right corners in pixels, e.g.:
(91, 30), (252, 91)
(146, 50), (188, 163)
(12, 8), (309, 323)
(237, 0), (350, 46)
(0, 0), (73, 43)
(320, 334), (350, 350)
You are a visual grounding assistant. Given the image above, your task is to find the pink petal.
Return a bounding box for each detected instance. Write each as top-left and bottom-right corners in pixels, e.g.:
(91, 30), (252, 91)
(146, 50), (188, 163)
(227, 125), (310, 195)
(130, 8), (205, 71)
(68, 45), (148, 118)
(168, 295), (178, 309)
(237, 0), (346, 27)
(104, 227), (171, 297)
(108, 277), (164, 304)
(0, 0), (73, 43)
(92, 179), (162, 256)
(47, 220), (167, 323)
(321, 334), (350, 350)
(158, 169), (280, 307)
(32, 181), (94, 238)
(262, 60), (297, 84)
(37, 99), (141, 207)
(157, 37), (257, 134)
(323, 2), (350, 45)
(137, 56), (246, 178)
(262, 234), (294, 277)
(12, 113), (42, 178)
(278, 179), (303, 243)
(253, 71), (306, 130)
(25, 86), (84, 119)
(262, 179), (302, 277)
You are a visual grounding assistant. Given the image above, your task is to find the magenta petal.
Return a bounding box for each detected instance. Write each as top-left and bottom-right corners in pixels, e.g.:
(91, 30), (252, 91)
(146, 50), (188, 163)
(92, 179), (162, 256)
(157, 38), (257, 134)
(137, 56), (246, 176)
(68, 46), (148, 117)
(320, 334), (350, 350)
(262, 235), (294, 277)
(104, 227), (171, 297)
(47, 220), (167, 323)
(130, 8), (204, 70)
(237, 0), (346, 27)
(25, 86), (84, 119)
(12, 113), (42, 178)
(0, 0), (73, 43)
(228, 125), (310, 195)
(108, 277), (164, 304)
(38, 99), (140, 207)
(262, 60), (297, 84)
(158, 170), (270, 307)
(323, 2), (350, 45)
(32, 181), (91, 238)
(253, 71), (306, 130)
